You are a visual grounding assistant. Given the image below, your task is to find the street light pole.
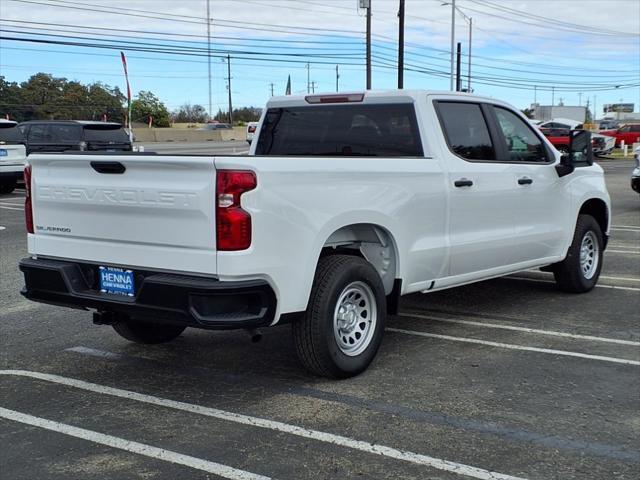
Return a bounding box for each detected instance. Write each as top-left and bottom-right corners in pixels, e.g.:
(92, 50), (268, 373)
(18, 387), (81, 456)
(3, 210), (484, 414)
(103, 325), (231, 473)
(398, 0), (405, 89)
(206, 0), (212, 120)
(467, 17), (472, 91)
(449, 0), (455, 91)
(227, 54), (233, 125)
(366, 0), (372, 89)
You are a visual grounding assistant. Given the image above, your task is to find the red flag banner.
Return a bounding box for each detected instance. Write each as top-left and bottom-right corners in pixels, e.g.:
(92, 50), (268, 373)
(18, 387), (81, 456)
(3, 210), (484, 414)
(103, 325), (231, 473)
(120, 51), (131, 102)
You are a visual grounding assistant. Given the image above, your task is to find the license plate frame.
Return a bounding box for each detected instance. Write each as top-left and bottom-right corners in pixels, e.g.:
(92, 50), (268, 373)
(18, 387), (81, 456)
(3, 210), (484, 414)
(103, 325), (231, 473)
(99, 266), (135, 297)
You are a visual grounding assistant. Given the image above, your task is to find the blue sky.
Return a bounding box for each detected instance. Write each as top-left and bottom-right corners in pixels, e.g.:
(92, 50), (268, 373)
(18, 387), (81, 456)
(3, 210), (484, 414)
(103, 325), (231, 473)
(1, 0), (639, 116)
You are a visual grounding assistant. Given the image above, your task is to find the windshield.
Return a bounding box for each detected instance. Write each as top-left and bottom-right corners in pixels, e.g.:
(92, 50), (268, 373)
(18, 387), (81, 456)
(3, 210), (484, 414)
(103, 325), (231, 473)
(83, 126), (130, 143)
(255, 103), (423, 156)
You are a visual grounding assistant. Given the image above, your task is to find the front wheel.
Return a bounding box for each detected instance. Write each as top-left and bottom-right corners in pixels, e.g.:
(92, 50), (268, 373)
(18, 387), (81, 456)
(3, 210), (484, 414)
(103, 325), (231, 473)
(552, 214), (604, 293)
(292, 255), (386, 378)
(112, 318), (186, 344)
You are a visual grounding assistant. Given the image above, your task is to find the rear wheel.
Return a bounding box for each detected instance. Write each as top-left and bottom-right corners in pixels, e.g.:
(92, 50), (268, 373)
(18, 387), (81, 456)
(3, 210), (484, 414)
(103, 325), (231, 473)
(112, 319), (186, 344)
(292, 255), (386, 378)
(0, 179), (16, 194)
(553, 214), (603, 293)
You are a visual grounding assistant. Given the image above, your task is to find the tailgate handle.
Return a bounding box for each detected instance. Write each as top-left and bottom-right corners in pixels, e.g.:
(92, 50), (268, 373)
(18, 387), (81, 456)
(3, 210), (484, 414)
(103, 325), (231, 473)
(91, 161), (126, 174)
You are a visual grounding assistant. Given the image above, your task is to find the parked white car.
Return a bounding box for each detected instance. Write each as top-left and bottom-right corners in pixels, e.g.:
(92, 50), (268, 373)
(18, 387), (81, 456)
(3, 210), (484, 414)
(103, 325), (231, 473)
(0, 119), (27, 194)
(19, 90), (611, 378)
(246, 121), (259, 144)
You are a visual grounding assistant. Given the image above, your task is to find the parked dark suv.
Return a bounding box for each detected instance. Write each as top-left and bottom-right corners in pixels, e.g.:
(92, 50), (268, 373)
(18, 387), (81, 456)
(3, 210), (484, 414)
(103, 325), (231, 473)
(18, 121), (132, 154)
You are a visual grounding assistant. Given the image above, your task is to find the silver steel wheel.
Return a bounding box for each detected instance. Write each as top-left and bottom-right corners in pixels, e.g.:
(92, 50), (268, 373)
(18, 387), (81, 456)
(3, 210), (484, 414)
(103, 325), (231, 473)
(580, 230), (599, 280)
(333, 281), (377, 357)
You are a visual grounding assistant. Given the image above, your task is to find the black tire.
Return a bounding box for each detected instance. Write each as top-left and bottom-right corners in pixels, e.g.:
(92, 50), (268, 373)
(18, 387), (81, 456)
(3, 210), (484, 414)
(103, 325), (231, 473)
(112, 319), (186, 344)
(0, 180), (16, 194)
(292, 255), (386, 379)
(553, 214), (603, 293)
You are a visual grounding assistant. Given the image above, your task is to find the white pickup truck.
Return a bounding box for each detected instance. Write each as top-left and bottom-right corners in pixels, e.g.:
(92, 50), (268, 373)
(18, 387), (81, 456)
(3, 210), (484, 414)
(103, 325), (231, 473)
(20, 90), (611, 378)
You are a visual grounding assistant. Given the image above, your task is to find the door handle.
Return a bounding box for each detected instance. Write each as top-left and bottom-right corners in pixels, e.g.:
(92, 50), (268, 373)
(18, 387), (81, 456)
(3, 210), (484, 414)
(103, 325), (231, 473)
(454, 178), (473, 187)
(518, 177), (533, 185)
(91, 161), (126, 174)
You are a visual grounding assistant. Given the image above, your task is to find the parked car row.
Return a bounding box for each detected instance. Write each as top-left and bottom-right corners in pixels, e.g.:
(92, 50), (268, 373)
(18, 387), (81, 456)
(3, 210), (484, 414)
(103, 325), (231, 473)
(0, 120), (132, 193)
(0, 120), (27, 193)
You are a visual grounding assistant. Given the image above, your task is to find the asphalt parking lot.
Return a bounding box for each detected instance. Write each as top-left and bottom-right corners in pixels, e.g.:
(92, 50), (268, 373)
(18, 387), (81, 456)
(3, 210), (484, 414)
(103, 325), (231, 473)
(0, 157), (638, 480)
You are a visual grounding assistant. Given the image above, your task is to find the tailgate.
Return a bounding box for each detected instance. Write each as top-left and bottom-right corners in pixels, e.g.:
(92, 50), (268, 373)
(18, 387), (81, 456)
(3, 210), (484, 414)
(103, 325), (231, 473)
(0, 144), (26, 167)
(29, 154), (218, 274)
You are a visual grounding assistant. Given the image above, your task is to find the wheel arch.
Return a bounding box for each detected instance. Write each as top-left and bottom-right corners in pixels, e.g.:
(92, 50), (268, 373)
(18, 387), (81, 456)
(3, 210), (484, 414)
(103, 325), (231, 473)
(578, 198), (609, 248)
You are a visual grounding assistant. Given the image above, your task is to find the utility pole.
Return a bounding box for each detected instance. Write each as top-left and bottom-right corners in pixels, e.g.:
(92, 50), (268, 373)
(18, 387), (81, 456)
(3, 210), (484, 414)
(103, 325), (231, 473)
(449, 0), (455, 91)
(398, 0), (405, 89)
(455, 42), (462, 92)
(335, 65), (339, 92)
(467, 17), (472, 91)
(226, 54), (233, 125)
(594, 95), (597, 122)
(206, 0), (212, 120)
(311, 81), (317, 94)
(306, 62), (310, 94)
(551, 86), (555, 106)
(364, 0), (372, 89)
(269, 83), (274, 97)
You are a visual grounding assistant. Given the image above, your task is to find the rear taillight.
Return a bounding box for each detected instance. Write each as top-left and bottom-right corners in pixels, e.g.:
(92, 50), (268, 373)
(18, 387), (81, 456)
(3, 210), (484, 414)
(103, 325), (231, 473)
(216, 170), (256, 251)
(24, 165), (33, 233)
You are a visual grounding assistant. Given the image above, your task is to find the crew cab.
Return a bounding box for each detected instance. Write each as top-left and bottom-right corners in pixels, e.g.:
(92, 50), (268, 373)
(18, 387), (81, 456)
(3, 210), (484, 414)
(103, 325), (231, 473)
(19, 91), (611, 378)
(540, 127), (614, 156)
(0, 119), (27, 194)
(600, 123), (640, 147)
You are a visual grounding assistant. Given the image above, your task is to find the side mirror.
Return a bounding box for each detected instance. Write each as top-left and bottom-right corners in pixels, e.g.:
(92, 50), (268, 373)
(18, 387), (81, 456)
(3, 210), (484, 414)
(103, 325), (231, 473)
(556, 129), (592, 177)
(569, 129), (593, 166)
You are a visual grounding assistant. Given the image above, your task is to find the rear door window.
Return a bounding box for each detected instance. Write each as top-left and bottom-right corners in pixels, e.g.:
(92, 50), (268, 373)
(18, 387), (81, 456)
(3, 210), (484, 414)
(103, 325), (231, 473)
(27, 124), (48, 142)
(255, 103), (423, 156)
(49, 124), (82, 143)
(436, 102), (496, 161)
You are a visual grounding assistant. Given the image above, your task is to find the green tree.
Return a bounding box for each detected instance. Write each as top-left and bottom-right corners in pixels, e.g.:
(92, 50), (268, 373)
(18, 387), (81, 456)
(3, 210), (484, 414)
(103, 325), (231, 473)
(131, 91), (171, 127)
(0, 76), (25, 121)
(172, 103), (208, 123)
(521, 108), (534, 119)
(213, 106), (261, 124)
(0, 73), (126, 122)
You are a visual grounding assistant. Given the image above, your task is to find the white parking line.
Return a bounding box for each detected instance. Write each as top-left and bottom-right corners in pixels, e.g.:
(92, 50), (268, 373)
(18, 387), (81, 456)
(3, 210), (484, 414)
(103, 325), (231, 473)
(397, 313), (640, 346)
(611, 225), (640, 231)
(0, 407), (270, 480)
(65, 346), (122, 359)
(0, 226), (5, 231)
(0, 205), (22, 211)
(508, 275), (640, 292)
(0, 370), (527, 480)
(606, 249), (640, 255)
(387, 329), (640, 366)
(524, 270), (640, 284)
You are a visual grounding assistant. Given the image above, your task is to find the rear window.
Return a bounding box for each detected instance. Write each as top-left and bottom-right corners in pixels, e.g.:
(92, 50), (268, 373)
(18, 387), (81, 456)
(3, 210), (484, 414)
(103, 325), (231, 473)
(255, 103), (423, 156)
(0, 124), (23, 143)
(83, 126), (130, 143)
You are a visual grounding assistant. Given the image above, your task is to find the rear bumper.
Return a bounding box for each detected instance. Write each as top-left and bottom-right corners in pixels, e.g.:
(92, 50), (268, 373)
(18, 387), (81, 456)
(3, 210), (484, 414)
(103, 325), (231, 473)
(19, 257), (277, 330)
